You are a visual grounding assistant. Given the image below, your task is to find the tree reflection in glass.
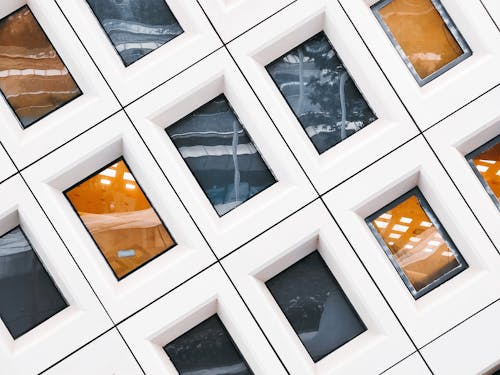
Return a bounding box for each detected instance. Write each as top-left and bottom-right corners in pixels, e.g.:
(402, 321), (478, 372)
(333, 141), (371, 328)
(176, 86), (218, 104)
(266, 32), (377, 154)
(266, 251), (366, 362)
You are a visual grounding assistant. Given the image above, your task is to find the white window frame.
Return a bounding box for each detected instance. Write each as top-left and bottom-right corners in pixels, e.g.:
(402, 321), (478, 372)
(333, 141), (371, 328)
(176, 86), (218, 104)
(127, 48), (317, 257)
(222, 200), (415, 375)
(0, 0), (120, 169)
(228, 0), (419, 194)
(338, 0), (500, 129)
(56, 0), (222, 106)
(22, 111), (216, 323)
(425, 85), (500, 249)
(323, 136), (500, 347)
(118, 264), (287, 375)
(0, 176), (112, 374)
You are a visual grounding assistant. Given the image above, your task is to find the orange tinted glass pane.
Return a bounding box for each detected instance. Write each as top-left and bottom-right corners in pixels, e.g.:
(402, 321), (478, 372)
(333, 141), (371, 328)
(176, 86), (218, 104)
(368, 190), (467, 298)
(0, 6), (81, 128)
(377, 0), (465, 79)
(65, 159), (175, 279)
(471, 139), (500, 205)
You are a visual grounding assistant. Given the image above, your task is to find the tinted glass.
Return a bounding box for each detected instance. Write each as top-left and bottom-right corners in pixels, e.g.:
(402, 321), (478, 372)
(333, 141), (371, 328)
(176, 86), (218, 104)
(266, 32), (376, 154)
(0, 227), (67, 339)
(466, 135), (500, 209)
(372, 0), (471, 85)
(0, 6), (81, 128)
(266, 251), (366, 362)
(86, 0), (183, 66)
(366, 188), (468, 299)
(64, 158), (175, 279)
(164, 315), (253, 375)
(166, 94), (276, 216)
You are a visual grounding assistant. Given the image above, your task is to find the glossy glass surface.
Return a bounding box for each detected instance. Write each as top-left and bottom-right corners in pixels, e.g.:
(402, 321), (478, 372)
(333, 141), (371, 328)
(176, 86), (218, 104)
(0, 227), (67, 339)
(164, 315), (253, 375)
(0, 6), (81, 128)
(266, 32), (377, 154)
(467, 135), (500, 209)
(86, 0), (183, 66)
(367, 188), (468, 298)
(266, 251), (366, 362)
(64, 158), (175, 279)
(372, 0), (471, 85)
(166, 94), (276, 216)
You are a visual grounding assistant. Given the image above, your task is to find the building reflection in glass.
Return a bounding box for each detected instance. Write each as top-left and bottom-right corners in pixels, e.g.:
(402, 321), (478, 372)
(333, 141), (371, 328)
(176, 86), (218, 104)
(166, 94), (276, 216)
(266, 251), (366, 362)
(372, 0), (471, 85)
(366, 188), (468, 298)
(65, 158), (175, 279)
(164, 315), (253, 375)
(0, 227), (67, 339)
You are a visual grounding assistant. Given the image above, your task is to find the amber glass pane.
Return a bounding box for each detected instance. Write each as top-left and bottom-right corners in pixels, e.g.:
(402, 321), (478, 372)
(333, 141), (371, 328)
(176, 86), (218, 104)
(374, 0), (468, 81)
(65, 159), (175, 279)
(367, 189), (467, 298)
(469, 137), (500, 207)
(0, 6), (81, 128)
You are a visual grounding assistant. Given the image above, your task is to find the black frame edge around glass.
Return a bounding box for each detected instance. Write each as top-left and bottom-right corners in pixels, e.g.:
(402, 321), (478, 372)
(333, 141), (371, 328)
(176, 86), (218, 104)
(0, 4), (82, 130)
(365, 187), (468, 299)
(164, 93), (278, 218)
(83, 0), (184, 68)
(371, 0), (472, 86)
(264, 250), (367, 363)
(0, 225), (68, 339)
(465, 134), (500, 210)
(264, 31), (378, 155)
(62, 156), (177, 281)
(163, 314), (255, 375)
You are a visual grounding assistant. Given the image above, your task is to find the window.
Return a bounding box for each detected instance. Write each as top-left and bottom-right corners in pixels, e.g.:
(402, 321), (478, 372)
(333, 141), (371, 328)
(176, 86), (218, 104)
(163, 314), (253, 375)
(86, 0), (183, 66)
(0, 6), (81, 128)
(166, 94), (276, 216)
(266, 32), (376, 154)
(0, 226), (67, 339)
(64, 158), (175, 279)
(372, 0), (471, 85)
(466, 135), (500, 209)
(366, 188), (468, 299)
(265, 251), (366, 362)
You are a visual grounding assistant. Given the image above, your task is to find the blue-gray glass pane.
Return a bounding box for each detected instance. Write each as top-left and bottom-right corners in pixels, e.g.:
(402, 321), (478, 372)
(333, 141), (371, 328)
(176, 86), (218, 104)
(166, 95), (276, 216)
(0, 227), (67, 339)
(266, 32), (377, 154)
(164, 315), (253, 375)
(266, 251), (366, 362)
(86, 0), (183, 66)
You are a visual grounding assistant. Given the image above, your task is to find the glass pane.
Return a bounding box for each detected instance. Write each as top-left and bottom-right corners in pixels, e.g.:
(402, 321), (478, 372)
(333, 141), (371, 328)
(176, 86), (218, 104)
(265, 251), (366, 362)
(466, 135), (500, 209)
(0, 6), (81, 128)
(0, 227), (67, 339)
(86, 0), (183, 66)
(372, 0), (471, 85)
(164, 315), (253, 375)
(64, 158), (175, 279)
(166, 94), (276, 216)
(266, 32), (377, 154)
(366, 188), (468, 298)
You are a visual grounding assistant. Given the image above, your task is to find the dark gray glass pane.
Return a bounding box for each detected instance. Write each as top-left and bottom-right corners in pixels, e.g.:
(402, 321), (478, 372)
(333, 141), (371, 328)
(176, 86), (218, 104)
(86, 0), (183, 66)
(266, 32), (377, 154)
(164, 315), (253, 375)
(266, 251), (366, 362)
(166, 94), (276, 216)
(0, 227), (67, 339)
